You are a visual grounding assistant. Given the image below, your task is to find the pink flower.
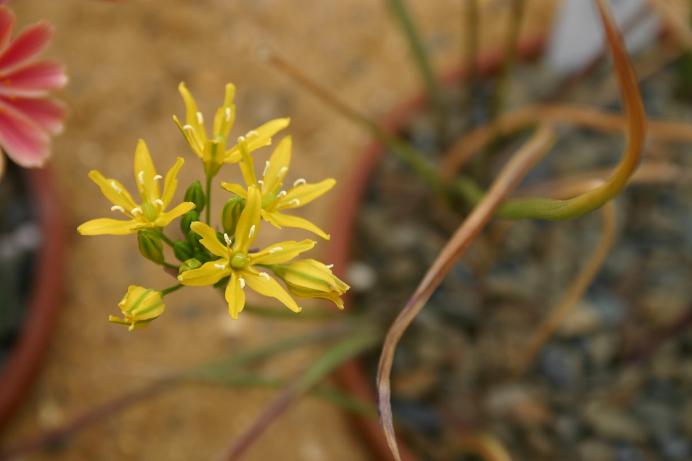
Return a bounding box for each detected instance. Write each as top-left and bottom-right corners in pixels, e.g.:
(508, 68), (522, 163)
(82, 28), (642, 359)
(0, 5), (66, 168)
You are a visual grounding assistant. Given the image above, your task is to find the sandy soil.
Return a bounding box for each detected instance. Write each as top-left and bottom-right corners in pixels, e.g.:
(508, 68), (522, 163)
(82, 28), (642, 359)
(1, 1), (556, 459)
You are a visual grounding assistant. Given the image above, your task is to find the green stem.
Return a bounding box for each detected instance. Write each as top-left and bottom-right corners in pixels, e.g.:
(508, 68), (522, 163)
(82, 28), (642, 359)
(388, 0), (446, 143)
(161, 284), (183, 296)
(463, 0), (480, 115)
(492, 0), (525, 119)
(162, 262), (179, 271)
(157, 231), (176, 248)
(205, 173), (212, 224)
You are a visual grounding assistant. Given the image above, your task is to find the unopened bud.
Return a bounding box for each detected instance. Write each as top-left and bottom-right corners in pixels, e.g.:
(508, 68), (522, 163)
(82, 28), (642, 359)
(137, 230), (164, 264)
(222, 196), (245, 235)
(184, 180), (206, 212)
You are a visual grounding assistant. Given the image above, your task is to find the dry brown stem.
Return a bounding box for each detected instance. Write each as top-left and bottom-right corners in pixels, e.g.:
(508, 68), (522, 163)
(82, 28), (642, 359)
(376, 124), (556, 461)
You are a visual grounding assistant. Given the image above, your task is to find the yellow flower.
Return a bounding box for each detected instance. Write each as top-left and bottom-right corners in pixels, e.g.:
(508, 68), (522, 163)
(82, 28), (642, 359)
(173, 82), (289, 176)
(221, 136), (335, 239)
(78, 140), (195, 236)
(272, 259), (349, 309)
(108, 285), (165, 331)
(177, 186), (315, 319)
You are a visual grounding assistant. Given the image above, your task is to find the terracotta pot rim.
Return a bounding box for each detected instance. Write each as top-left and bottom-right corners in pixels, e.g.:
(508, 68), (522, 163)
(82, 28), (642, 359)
(329, 34), (546, 461)
(0, 167), (65, 431)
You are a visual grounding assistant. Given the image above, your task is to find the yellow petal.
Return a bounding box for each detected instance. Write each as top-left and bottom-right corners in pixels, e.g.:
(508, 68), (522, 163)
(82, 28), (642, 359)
(161, 157), (185, 208)
(190, 221), (228, 257)
(237, 140), (258, 186)
(77, 218), (137, 236)
(224, 117), (291, 162)
(177, 260), (230, 286)
(133, 140), (160, 203)
(221, 182), (248, 198)
(178, 82), (207, 145)
(88, 170), (138, 212)
(155, 202), (195, 227)
(263, 210), (330, 240)
(251, 239), (316, 265)
(213, 83), (236, 139)
(286, 285), (345, 310)
(277, 258), (349, 292)
(244, 270), (301, 313)
(233, 185), (261, 252)
(173, 115), (204, 158)
(262, 136), (291, 194)
(225, 271), (246, 319)
(277, 178), (335, 210)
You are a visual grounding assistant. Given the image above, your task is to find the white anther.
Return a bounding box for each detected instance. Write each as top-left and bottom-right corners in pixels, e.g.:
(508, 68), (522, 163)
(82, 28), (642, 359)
(137, 171), (145, 184)
(257, 180), (264, 187)
(154, 199), (164, 207)
(239, 277), (246, 289)
(110, 205), (125, 213)
(196, 111), (204, 125)
(263, 161), (270, 177)
(268, 246), (283, 254)
(131, 207), (143, 216)
(279, 167), (288, 176)
(153, 174), (163, 181)
(326, 264), (334, 269)
(224, 107), (232, 121)
(214, 263), (227, 270)
(277, 190), (287, 198)
(259, 272), (270, 280)
(183, 124), (194, 132)
(248, 225), (256, 238)
(109, 180), (122, 193)
(246, 130), (258, 138)
(224, 233), (232, 246)
(237, 135), (246, 143)
(288, 199), (301, 207)
(293, 178), (306, 187)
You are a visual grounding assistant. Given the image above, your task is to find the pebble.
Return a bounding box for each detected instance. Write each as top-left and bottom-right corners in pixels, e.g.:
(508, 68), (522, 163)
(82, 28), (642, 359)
(558, 301), (603, 337)
(584, 403), (647, 443)
(345, 261), (377, 291)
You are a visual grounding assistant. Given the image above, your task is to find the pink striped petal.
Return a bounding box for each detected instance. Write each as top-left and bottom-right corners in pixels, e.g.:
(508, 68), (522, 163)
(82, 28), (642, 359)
(0, 97), (50, 167)
(0, 7), (14, 53)
(0, 61), (66, 97)
(0, 22), (53, 72)
(2, 96), (65, 134)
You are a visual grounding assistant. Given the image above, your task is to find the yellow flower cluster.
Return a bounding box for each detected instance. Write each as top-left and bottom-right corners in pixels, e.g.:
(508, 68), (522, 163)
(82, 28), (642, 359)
(78, 82), (348, 329)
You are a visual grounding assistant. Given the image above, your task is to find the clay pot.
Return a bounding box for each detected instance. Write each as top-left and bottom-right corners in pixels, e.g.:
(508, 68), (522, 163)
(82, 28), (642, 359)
(329, 36), (546, 460)
(0, 167), (65, 430)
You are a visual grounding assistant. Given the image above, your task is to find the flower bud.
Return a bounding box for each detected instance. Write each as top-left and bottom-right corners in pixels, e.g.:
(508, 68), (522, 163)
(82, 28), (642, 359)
(183, 180), (206, 212)
(179, 258), (202, 273)
(173, 241), (194, 261)
(137, 230), (164, 264)
(272, 259), (349, 309)
(222, 196), (244, 235)
(108, 286), (165, 331)
(180, 210), (199, 235)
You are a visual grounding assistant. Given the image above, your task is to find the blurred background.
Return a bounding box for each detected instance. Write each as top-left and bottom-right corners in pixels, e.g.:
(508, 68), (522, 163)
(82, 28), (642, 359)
(1, 0), (690, 460)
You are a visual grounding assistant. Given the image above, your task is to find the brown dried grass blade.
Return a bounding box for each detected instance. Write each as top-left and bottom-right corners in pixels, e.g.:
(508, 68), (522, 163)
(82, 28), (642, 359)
(376, 124), (556, 461)
(443, 105), (691, 178)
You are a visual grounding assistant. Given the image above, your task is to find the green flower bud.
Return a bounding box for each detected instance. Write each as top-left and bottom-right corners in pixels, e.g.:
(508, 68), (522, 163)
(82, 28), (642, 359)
(272, 259), (349, 309)
(137, 230), (164, 264)
(184, 180), (206, 212)
(179, 258), (202, 273)
(222, 196), (245, 235)
(173, 241), (194, 261)
(180, 210), (199, 235)
(109, 286), (165, 331)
